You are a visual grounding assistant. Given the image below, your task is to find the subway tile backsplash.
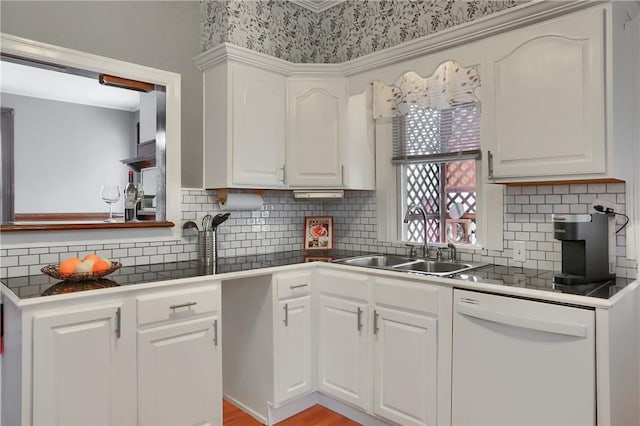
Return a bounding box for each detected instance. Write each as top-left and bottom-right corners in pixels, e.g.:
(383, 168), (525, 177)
(0, 183), (637, 279)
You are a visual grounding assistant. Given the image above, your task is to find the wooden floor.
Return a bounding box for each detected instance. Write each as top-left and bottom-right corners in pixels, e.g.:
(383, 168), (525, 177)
(223, 400), (361, 426)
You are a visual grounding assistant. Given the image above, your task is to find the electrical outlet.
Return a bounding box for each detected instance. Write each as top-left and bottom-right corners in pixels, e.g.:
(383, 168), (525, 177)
(592, 198), (620, 213)
(512, 241), (526, 262)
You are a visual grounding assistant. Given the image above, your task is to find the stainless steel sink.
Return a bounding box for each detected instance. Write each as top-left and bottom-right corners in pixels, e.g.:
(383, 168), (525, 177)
(333, 254), (487, 277)
(336, 254), (414, 268)
(392, 259), (479, 276)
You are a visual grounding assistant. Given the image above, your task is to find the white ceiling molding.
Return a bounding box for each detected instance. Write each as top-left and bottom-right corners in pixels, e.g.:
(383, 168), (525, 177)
(196, 0), (593, 77)
(292, 0), (344, 14)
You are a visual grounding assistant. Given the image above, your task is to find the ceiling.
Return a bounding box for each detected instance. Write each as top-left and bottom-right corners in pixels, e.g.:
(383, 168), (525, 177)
(0, 60), (140, 111)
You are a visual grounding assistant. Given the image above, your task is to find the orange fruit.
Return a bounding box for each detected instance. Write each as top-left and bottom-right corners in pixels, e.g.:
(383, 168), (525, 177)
(84, 253), (100, 262)
(59, 258), (81, 275)
(92, 259), (111, 273)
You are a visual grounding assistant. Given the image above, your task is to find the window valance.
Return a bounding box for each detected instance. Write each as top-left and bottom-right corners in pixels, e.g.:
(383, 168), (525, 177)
(372, 61), (480, 118)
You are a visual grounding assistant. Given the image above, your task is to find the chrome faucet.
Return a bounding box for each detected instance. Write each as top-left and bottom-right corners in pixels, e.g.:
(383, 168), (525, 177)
(447, 242), (457, 261)
(403, 204), (429, 257)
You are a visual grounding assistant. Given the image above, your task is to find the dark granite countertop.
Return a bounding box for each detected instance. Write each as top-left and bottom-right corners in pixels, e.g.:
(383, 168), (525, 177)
(1, 250), (634, 301)
(1, 250), (364, 299)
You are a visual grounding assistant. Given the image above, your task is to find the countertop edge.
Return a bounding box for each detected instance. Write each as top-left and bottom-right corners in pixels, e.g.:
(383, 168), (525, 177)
(3, 259), (634, 309)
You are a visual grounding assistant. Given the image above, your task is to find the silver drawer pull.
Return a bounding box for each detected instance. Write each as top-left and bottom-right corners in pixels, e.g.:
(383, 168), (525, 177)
(283, 303), (289, 327)
(289, 284), (309, 290)
(169, 302), (197, 310)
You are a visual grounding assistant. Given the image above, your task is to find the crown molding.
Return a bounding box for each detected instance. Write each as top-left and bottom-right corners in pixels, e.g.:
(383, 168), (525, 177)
(195, 0), (600, 77)
(292, 0), (344, 14)
(194, 42), (343, 76)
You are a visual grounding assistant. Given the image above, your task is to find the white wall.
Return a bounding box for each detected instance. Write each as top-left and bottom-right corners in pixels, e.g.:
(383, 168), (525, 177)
(2, 93), (132, 213)
(0, 0), (203, 188)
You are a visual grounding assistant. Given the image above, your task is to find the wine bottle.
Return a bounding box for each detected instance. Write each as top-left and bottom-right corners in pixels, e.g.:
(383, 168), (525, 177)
(124, 171), (138, 222)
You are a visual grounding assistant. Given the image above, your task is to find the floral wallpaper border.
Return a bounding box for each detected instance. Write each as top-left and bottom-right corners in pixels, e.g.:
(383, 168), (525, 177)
(201, 0), (529, 63)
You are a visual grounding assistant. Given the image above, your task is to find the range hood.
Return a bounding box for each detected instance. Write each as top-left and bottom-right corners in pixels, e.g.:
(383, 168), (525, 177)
(293, 190), (344, 199)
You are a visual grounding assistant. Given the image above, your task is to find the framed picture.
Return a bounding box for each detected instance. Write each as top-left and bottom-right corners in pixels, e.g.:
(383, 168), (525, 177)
(304, 216), (334, 250)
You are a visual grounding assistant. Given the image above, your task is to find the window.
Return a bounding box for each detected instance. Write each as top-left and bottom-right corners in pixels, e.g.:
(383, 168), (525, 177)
(394, 102), (480, 245)
(372, 61), (501, 250)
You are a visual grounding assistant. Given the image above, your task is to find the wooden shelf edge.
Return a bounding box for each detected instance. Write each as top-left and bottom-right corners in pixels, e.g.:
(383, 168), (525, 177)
(0, 221), (175, 232)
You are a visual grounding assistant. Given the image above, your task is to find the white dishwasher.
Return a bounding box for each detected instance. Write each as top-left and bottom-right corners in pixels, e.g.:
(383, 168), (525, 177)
(452, 289), (595, 426)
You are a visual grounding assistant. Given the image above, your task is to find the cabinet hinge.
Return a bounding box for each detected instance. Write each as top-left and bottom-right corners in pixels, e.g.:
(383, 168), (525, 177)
(488, 150), (494, 179)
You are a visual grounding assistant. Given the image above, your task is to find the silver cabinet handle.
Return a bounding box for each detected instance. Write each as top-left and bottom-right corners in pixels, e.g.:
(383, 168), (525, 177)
(213, 319), (219, 346)
(488, 150), (494, 179)
(289, 283), (309, 290)
(115, 307), (121, 339)
(357, 307), (363, 331)
(341, 165), (345, 186)
(283, 303), (289, 327)
(373, 310), (379, 335)
(281, 165), (286, 184)
(169, 302), (197, 310)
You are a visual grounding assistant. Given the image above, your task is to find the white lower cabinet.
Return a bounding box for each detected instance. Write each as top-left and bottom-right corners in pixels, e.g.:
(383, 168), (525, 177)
(372, 276), (445, 426)
(313, 270), (448, 425)
(315, 269), (371, 411)
(138, 315), (221, 426)
(275, 296), (312, 403)
(2, 279), (222, 426)
(136, 284), (222, 426)
(32, 302), (133, 426)
(273, 269), (314, 406)
(373, 307), (437, 426)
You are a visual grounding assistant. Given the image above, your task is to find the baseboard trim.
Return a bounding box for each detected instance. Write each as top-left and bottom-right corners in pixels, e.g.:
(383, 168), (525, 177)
(229, 391), (394, 425)
(267, 393), (319, 425)
(223, 394), (268, 424)
(317, 393), (393, 426)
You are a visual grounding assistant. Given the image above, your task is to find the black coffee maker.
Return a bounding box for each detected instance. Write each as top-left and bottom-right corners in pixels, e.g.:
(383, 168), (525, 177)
(552, 213), (615, 285)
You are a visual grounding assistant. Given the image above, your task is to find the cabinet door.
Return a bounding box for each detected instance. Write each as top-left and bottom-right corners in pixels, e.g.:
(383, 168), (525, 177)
(287, 78), (346, 187)
(275, 296), (312, 404)
(317, 293), (370, 410)
(232, 62), (286, 187)
(484, 7), (605, 179)
(138, 315), (221, 426)
(373, 307), (438, 426)
(32, 303), (132, 426)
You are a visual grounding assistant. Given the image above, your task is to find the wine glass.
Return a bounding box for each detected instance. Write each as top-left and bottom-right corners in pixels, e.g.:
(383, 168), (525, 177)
(100, 185), (121, 222)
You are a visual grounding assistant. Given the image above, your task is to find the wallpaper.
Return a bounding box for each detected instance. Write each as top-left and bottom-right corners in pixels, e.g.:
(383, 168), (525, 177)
(201, 0), (528, 63)
(202, 0), (321, 63)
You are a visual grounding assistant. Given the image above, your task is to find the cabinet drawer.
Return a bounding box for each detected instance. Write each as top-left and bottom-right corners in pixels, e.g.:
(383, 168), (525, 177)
(374, 277), (439, 316)
(274, 271), (312, 300)
(137, 285), (219, 327)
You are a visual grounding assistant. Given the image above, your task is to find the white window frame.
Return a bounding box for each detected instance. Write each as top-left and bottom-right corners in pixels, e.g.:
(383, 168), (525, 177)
(375, 118), (503, 251)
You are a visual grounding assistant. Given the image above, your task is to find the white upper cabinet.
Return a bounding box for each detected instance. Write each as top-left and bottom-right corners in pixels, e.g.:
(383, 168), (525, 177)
(195, 45), (375, 190)
(483, 3), (639, 182)
(286, 78), (346, 187)
(203, 61), (286, 188)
